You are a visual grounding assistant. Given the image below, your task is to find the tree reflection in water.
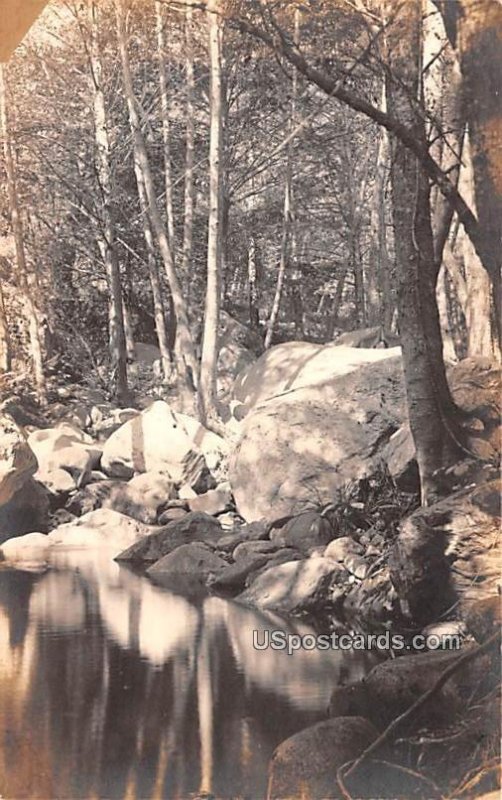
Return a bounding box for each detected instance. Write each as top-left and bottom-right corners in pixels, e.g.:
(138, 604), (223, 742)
(0, 553), (375, 799)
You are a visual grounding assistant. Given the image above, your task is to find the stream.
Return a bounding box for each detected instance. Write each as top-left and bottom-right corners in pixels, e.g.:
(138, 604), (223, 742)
(0, 551), (377, 799)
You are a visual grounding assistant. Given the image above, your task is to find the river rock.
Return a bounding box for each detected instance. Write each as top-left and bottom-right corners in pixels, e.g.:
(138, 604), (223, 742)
(239, 556), (339, 613)
(465, 596), (501, 643)
(267, 716), (378, 800)
(101, 400), (227, 481)
(147, 543), (226, 581)
(229, 348), (404, 522)
(233, 340), (401, 411)
(325, 536), (364, 562)
(0, 531), (50, 567)
(69, 472), (176, 524)
(0, 413), (37, 505)
(209, 553), (271, 592)
(390, 479), (501, 624)
(381, 423), (419, 492)
(329, 647), (490, 729)
(233, 539), (279, 561)
(188, 482), (232, 515)
(0, 478), (50, 543)
(115, 511), (223, 563)
(271, 510), (334, 553)
(29, 425), (102, 483)
(48, 508), (154, 551)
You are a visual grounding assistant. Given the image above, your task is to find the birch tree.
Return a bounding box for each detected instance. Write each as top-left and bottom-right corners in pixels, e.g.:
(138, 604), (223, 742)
(0, 64), (46, 402)
(198, 0), (224, 424)
(181, 0), (196, 297)
(87, 0), (129, 405)
(155, 1), (176, 249)
(114, 0), (198, 396)
(264, 8), (299, 349)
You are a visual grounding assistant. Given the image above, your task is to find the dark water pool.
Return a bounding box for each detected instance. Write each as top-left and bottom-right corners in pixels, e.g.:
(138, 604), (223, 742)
(0, 551), (375, 799)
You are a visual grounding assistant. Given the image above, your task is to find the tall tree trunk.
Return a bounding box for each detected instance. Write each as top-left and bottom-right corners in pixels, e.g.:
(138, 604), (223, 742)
(88, 0), (129, 406)
(247, 236), (260, 331)
(458, 131), (497, 358)
(326, 266), (348, 340)
(155, 1), (176, 249)
(367, 85), (391, 328)
(264, 174), (292, 349)
(136, 168), (173, 380)
(264, 9), (300, 349)
(0, 65), (46, 403)
(181, 0), (196, 298)
(114, 0), (198, 394)
(198, 0), (224, 424)
(387, 0), (462, 504)
(122, 298), (137, 374)
(0, 280), (11, 372)
(455, 0), (502, 341)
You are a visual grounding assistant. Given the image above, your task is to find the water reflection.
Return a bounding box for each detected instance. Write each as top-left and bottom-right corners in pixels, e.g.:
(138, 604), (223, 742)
(0, 554), (375, 799)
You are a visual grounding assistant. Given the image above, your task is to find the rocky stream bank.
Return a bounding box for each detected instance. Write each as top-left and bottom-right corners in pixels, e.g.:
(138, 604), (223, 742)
(0, 339), (500, 798)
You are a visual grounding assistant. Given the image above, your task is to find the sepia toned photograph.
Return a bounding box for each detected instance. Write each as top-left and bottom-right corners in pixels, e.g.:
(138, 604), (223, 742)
(0, 1), (500, 798)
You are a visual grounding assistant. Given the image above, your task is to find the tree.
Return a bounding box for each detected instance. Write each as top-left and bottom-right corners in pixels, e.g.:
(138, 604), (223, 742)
(181, 0), (196, 298)
(0, 64), (45, 402)
(385, 0), (461, 501)
(87, 0), (129, 406)
(198, 0), (224, 424)
(114, 0), (198, 397)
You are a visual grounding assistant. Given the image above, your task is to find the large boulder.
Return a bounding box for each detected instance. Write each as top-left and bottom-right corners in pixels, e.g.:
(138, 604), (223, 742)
(267, 717), (378, 800)
(328, 647), (494, 730)
(101, 400), (227, 481)
(147, 543), (226, 582)
(29, 423), (102, 491)
(115, 511), (223, 563)
(69, 472), (176, 524)
(238, 556), (340, 613)
(0, 477), (49, 543)
(390, 479), (501, 624)
(0, 532), (50, 569)
(47, 508), (155, 551)
(232, 341), (401, 413)
(230, 349), (405, 522)
(271, 511), (334, 553)
(0, 413), (37, 505)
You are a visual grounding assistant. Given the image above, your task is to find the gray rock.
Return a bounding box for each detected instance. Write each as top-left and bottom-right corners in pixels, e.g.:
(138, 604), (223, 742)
(233, 539), (278, 561)
(157, 507), (188, 524)
(239, 556), (339, 613)
(209, 553), (270, 592)
(278, 511), (334, 553)
(229, 345), (404, 522)
(0, 478), (49, 543)
(48, 508), (154, 552)
(329, 647), (489, 729)
(0, 413), (37, 505)
(115, 511), (222, 563)
(188, 483), (232, 516)
(147, 543), (226, 580)
(344, 553), (369, 579)
(267, 717), (378, 800)
(325, 536), (363, 562)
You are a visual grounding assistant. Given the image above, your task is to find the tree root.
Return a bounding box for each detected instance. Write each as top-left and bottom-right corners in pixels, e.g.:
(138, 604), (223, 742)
(336, 629), (501, 797)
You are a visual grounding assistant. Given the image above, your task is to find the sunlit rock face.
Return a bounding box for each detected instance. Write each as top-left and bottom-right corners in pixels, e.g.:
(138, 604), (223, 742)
(232, 342), (401, 412)
(229, 347), (405, 522)
(47, 507), (156, 551)
(101, 400), (227, 481)
(0, 414), (38, 504)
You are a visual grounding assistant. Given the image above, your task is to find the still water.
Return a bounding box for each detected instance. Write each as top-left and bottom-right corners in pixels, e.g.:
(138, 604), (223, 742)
(0, 551), (374, 800)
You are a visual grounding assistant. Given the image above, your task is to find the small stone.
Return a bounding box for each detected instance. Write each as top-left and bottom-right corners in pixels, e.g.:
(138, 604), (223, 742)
(325, 536), (363, 562)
